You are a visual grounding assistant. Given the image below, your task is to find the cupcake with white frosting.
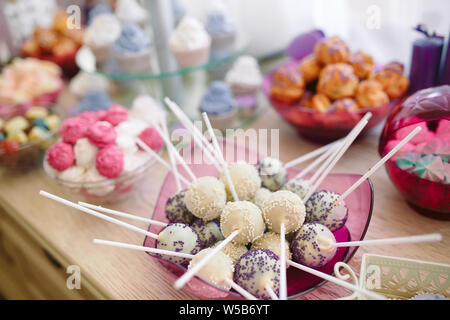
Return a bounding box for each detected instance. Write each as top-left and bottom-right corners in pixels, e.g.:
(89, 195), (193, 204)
(83, 13), (121, 65)
(169, 17), (211, 68)
(225, 55), (263, 96)
(205, 7), (237, 52)
(115, 0), (148, 26)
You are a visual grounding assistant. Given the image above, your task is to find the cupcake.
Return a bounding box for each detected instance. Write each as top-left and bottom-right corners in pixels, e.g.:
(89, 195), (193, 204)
(83, 14), (121, 65)
(87, 3), (112, 25)
(113, 22), (152, 74)
(69, 71), (111, 97)
(199, 81), (236, 131)
(235, 95), (258, 119)
(225, 55), (263, 96)
(71, 90), (114, 115)
(205, 7), (237, 52)
(169, 17), (211, 68)
(115, 0), (148, 27)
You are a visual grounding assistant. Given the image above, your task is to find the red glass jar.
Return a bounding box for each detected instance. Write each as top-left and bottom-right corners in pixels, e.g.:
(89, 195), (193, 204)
(379, 85), (450, 219)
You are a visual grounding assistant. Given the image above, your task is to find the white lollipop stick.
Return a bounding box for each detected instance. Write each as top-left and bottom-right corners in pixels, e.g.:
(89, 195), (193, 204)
(300, 142), (342, 181)
(174, 230), (240, 289)
(225, 279), (258, 300)
(265, 285), (279, 300)
(202, 112), (239, 202)
(286, 260), (386, 300)
(151, 120), (197, 182)
(339, 126), (422, 201)
(93, 239), (195, 259)
(161, 121), (182, 192)
(332, 233), (442, 248)
(78, 202), (168, 227)
(279, 223), (287, 300)
(285, 139), (343, 169)
(164, 97), (222, 171)
(302, 113), (372, 202)
(39, 191), (159, 239)
(136, 138), (191, 187)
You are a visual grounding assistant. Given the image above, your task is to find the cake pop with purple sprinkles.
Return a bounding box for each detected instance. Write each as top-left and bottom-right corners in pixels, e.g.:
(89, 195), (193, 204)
(255, 157), (287, 192)
(191, 218), (225, 248)
(233, 248), (281, 300)
(304, 190), (348, 232)
(165, 190), (196, 225)
(290, 222), (337, 268)
(156, 223), (202, 267)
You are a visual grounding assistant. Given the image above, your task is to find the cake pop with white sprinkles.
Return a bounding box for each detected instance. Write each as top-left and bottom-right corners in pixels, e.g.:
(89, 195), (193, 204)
(233, 248), (281, 300)
(305, 190), (348, 232)
(220, 161), (261, 201)
(256, 157), (287, 191)
(191, 218), (224, 248)
(290, 222), (337, 268)
(184, 176), (227, 221)
(262, 190), (305, 234)
(251, 231), (292, 263)
(220, 201), (265, 245)
(165, 190), (196, 225)
(156, 223), (202, 266)
(188, 248), (234, 291)
(212, 240), (248, 264)
(253, 187), (272, 209)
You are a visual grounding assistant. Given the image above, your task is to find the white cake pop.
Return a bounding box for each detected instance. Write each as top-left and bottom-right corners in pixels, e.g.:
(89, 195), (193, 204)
(220, 161), (261, 201)
(305, 190), (348, 232)
(188, 248), (234, 291)
(233, 248), (280, 300)
(115, 118), (148, 138)
(156, 223), (202, 266)
(122, 150), (151, 173)
(253, 187), (272, 209)
(116, 134), (138, 154)
(290, 222), (337, 268)
(262, 190), (305, 234)
(184, 176), (227, 221)
(251, 231), (292, 262)
(256, 157), (287, 191)
(220, 201), (265, 245)
(281, 177), (311, 200)
(165, 190), (196, 225)
(212, 240), (248, 264)
(74, 137), (98, 168)
(83, 167), (115, 196)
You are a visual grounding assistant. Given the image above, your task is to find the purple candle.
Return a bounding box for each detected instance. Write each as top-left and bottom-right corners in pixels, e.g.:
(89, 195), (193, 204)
(440, 29), (450, 85)
(286, 29), (325, 61)
(409, 25), (444, 92)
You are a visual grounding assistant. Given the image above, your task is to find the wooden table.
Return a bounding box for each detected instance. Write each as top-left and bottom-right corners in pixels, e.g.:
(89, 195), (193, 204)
(0, 88), (449, 300)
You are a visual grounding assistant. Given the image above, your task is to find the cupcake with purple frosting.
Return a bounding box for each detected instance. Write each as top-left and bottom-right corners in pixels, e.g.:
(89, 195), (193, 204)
(113, 22), (152, 73)
(205, 7), (237, 52)
(199, 81), (236, 131)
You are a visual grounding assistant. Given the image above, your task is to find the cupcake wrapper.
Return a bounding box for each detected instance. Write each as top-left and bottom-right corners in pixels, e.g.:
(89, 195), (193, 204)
(115, 47), (153, 74)
(171, 45), (210, 68)
(203, 108), (237, 131)
(89, 44), (114, 65)
(210, 32), (236, 51)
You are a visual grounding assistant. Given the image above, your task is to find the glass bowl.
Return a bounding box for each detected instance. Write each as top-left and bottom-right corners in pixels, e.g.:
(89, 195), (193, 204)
(43, 153), (157, 204)
(0, 109), (60, 171)
(143, 143), (374, 299)
(262, 60), (400, 143)
(379, 85), (450, 218)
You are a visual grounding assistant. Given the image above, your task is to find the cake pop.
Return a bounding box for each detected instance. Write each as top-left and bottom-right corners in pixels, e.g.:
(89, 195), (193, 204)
(187, 248), (234, 291)
(156, 223), (202, 267)
(305, 190), (348, 232)
(262, 190), (305, 234)
(46, 141), (75, 171)
(184, 176), (227, 221)
(251, 231), (292, 263)
(212, 240), (248, 264)
(74, 137), (98, 168)
(165, 190), (196, 225)
(233, 249), (280, 300)
(191, 219), (224, 248)
(281, 177), (311, 200)
(256, 157), (287, 191)
(253, 188), (272, 209)
(220, 201), (265, 245)
(290, 222), (337, 268)
(220, 161), (261, 201)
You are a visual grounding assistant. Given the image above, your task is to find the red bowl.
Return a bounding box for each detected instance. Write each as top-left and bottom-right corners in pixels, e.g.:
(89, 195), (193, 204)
(143, 142), (374, 299)
(263, 60), (400, 143)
